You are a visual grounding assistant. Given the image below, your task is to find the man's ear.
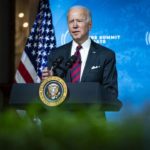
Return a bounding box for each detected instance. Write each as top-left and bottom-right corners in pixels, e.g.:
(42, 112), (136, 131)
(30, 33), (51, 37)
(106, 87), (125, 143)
(88, 21), (92, 30)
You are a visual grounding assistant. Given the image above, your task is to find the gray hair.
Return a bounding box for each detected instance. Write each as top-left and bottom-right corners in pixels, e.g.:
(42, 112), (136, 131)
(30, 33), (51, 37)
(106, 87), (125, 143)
(67, 5), (92, 22)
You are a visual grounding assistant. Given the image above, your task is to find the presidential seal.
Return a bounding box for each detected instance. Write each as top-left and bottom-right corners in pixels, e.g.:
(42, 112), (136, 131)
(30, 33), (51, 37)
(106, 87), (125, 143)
(39, 76), (67, 107)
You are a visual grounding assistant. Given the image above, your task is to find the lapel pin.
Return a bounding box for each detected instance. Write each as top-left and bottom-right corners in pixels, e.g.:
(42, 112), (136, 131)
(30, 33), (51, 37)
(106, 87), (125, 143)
(92, 51), (96, 54)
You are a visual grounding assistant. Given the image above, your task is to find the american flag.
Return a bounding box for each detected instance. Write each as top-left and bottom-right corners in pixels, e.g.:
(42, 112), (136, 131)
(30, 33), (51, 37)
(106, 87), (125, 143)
(15, 0), (56, 83)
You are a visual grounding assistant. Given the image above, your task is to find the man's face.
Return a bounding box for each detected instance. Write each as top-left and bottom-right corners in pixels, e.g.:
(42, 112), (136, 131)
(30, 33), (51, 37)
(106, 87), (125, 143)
(67, 8), (92, 44)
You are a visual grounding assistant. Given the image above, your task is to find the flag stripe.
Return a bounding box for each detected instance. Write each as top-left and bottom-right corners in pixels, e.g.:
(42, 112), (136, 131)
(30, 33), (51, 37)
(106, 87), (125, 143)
(18, 61), (34, 83)
(15, 70), (25, 83)
(21, 52), (40, 82)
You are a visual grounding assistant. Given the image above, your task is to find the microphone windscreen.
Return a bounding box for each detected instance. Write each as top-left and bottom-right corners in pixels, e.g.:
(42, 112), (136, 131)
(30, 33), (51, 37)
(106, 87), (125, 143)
(65, 55), (77, 68)
(52, 56), (64, 68)
(56, 56), (64, 63)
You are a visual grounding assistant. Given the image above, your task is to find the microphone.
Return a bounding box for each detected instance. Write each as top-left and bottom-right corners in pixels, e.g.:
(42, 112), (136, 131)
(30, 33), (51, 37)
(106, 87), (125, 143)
(54, 55), (77, 78)
(51, 56), (64, 70)
(65, 55), (77, 69)
(51, 55), (77, 78)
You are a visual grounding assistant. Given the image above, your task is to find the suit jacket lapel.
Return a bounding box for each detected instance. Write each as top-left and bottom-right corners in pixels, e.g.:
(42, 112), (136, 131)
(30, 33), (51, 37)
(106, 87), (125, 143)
(64, 42), (72, 82)
(81, 40), (97, 82)
(63, 42), (72, 60)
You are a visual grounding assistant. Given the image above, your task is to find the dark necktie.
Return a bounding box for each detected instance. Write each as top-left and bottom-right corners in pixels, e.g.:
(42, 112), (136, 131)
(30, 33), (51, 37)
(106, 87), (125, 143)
(70, 45), (82, 83)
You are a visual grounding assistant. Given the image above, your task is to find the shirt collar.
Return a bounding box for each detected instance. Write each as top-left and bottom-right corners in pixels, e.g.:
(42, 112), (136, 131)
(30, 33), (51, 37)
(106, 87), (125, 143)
(72, 38), (91, 50)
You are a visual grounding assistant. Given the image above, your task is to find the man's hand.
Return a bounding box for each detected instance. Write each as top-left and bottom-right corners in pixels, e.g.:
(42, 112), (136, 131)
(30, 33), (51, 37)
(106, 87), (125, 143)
(41, 67), (53, 81)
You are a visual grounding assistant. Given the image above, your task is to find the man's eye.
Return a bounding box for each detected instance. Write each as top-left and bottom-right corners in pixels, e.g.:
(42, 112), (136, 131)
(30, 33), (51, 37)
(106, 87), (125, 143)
(69, 20), (74, 23)
(77, 20), (84, 22)
(68, 19), (84, 24)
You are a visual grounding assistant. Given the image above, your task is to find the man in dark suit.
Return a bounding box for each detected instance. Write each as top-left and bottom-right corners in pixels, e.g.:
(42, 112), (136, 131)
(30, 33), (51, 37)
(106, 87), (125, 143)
(42, 5), (118, 103)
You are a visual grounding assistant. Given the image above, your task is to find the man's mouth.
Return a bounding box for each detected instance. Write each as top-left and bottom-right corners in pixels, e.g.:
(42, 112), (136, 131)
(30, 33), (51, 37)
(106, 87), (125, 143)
(72, 31), (80, 34)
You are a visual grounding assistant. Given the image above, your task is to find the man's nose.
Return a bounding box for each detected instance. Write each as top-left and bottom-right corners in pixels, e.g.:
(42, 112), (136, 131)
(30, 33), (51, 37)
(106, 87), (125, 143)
(73, 21), (78, 28)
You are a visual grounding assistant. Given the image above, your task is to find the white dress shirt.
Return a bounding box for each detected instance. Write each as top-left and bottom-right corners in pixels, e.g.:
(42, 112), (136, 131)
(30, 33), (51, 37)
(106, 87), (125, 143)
(71, 38), (91, 80)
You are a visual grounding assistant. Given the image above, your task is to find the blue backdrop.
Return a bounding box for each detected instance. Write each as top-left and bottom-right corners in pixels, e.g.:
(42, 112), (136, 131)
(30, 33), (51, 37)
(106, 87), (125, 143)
(49, 0), (150, 121)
